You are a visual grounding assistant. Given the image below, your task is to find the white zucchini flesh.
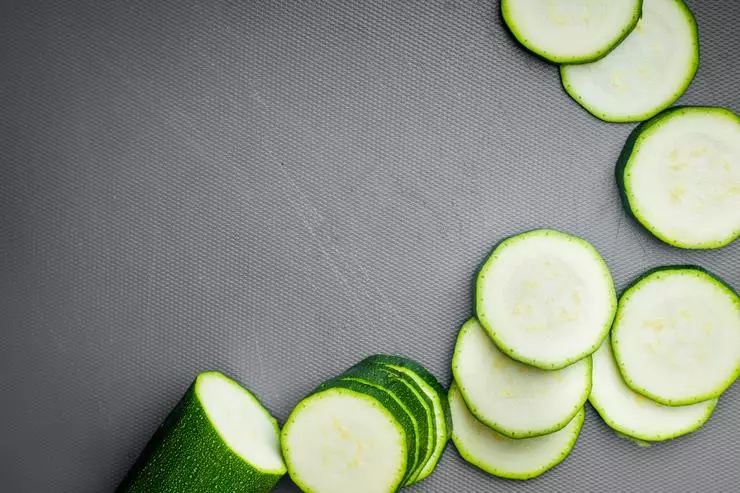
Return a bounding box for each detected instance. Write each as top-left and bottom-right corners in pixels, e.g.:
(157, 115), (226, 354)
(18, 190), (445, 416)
(561, 0), (698, 122)
(452, 318), (591, 438)
(502, 0), (642, 64)
(282, 388), (408, 493)
(619, 107), (740, 249)
(590, 340), (717, 441)
(476, 229), (617, 370)
(449, 383), (584, 480)
(612, 267), (740, 406)
(197, 372), (286, 473)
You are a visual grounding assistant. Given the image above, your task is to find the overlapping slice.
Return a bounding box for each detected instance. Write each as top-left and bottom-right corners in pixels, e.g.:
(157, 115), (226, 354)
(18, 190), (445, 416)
(616, 106), (740, 249)
(502, 0), (642, 64)
(561, 0), (698, 122)
(282, 355), (449, 492)
(591, 339), (717, 442)
(452, 318), (591, 438)
(611, 266), (740, 406)
(476, 229), (617, 370)
(357, 355), (452, 482)
(449, 382), (584, 480)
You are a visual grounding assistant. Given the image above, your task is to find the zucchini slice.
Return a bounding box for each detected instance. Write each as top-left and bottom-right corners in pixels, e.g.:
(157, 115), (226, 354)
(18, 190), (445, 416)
(339, 364), (433, 485)
(476, 229), (617, 370)
(591, 339), (717, 441)
(452, 318), (591, 438)
(611, 266), (740, 406)
(118, 372), (285, 493)
(561, 0), (698, 122)
(358, 355), (451, 482)
(282, 386), (409, 493)
(616, 106), (740, 249)
(449, 382), (584, 480)
(502, 0), (642, 64)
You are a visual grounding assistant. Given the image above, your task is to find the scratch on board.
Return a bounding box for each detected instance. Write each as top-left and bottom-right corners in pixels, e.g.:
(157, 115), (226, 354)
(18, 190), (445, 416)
(277, 162), (368, 329)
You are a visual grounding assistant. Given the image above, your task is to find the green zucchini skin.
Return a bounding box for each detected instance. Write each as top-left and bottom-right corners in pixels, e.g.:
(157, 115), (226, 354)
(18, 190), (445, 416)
(357, 355), (452, 438)
(117, 376), (283, 493)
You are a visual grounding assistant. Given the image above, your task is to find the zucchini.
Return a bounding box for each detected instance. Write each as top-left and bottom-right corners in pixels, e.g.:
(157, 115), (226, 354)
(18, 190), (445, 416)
(611, 266), (740, 406)
(476, 229), (617, 370)
(449, 382), (584, 480)
(616, 106), (740, 249)
(502, 0), (642, 64)
(117, 371), (285, 493)
(282, 386), (408, 493)
(452, 318), (591, 438)
(357, 355), (451, 482)
(590, 339), (717, 441)
(338, 364), (433, 485)
(561, 0), (699, 122)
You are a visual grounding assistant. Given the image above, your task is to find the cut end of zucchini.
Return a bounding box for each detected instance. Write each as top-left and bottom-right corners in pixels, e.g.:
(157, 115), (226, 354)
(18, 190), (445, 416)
(561, 0), (698, 122)
(502, 0), (642, 64)
(476, 229), (616, 370)
(619, 107), (740, 249)
(196, 372), (286, 474)
(590, 339), (717, 442)
(449, 382), (584, 480)
(282, 388), (408, 493)
(611, 267), (740, 406)
(452, 318), (591, 438)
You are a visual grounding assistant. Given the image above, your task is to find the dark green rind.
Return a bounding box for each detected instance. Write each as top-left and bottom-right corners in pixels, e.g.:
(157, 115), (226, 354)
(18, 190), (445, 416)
(358, 355), (452, 437)
(281, 387), (407, 493)
(355, 355), (451, 483)
(611, 266), (740, 406)
(501, 0), (643, 65)
(452, 318), (593, 439)
(313, 377), (419, 486)
(117, 372), (284, 493)
(616, 106), (740, 249)
(345, 362), (436, 484)
(561, 0), (699, 122)
(476, 229), (617, 370)
(449, 382), (585, 481)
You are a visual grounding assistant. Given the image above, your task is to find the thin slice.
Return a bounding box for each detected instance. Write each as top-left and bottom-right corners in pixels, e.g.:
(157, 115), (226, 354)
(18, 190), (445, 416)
(612, 266), (740, 406)
(282, 386), (408, 493)
(339, 364), (433, 485)
(561, 0), (698, 122)
(449, 382), (584, 480)
(312, 377), (419, 486)
(591, 339), (717, 441)
(452, 318), (591, 438)
(502, 0), (642, 64)
(359, 355), (451, 482)
(118, 371), (286, 493)
(617, 106), (740, 249)
(476, 229), (617, 369)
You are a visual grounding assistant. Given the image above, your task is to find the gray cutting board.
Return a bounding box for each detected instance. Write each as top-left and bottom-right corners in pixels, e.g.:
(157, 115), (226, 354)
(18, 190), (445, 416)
(1, 0), (738, 491)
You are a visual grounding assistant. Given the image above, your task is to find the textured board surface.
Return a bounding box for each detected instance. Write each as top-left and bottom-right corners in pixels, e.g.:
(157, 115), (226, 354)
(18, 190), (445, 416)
(1, 1), (738, 491)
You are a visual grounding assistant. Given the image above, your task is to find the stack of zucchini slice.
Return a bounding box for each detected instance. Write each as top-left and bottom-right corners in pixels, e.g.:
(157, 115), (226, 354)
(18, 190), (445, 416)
(281, 355), (451, 493)
(450, 229), (739, 480)
(450, 229), (613, 479)
(503, 0), (700, 123)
